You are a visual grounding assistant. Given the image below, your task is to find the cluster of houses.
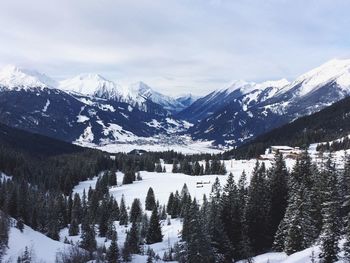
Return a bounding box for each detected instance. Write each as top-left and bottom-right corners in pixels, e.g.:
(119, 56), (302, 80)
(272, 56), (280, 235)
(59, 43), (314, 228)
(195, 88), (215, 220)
(259, 146), (302, 160)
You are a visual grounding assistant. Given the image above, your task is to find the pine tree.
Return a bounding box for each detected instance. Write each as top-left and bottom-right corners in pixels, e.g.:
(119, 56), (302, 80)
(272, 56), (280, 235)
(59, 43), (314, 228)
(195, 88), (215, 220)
(122, 170), (136, 185)
(68, 218), (79, 236)
(186, 199), (213, 263)
(146, 207), (163, 244)
(107, 232), (120, 263)
(343, 211), (350, 261)
(99, 199), (109, 237)
(166, 192), (174, 215)
(155, 162), (163, 173)
(80, 223), (97, 256)
(108, 170), (117, 186)
(245, 161), (270, 254)
(119, 196), (128, 226)
(319, 160), (340, 263)
(71, 193), (82, 224)
(220, 172), (243, 260)
(130, 198), (142, 223)
(125, 221), (141, 254)
(207, 178), (231, 261)
(145, 187), (156, 211)
(0, 211), (9, 260)
(268, 152), (288, 242)
(193, 161), (201, 175)
(20, 246), (31, 263)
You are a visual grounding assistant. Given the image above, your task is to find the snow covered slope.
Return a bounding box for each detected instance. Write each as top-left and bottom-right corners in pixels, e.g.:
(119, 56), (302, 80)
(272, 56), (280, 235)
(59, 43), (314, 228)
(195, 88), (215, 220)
(3, 220), (73, 262)
(131, 81), (186, 113)
(0, 65), (57, 90)
(189, 58), (350, 146)
(278, 58), (350, 97)
(175, 93), (199, 108)
(59, 73), (122, 98)
(177, 78), (289, 123)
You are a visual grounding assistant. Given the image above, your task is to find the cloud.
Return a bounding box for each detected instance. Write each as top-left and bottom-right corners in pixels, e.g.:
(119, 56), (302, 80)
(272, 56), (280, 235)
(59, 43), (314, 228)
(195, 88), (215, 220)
(0, 0), (349, 96)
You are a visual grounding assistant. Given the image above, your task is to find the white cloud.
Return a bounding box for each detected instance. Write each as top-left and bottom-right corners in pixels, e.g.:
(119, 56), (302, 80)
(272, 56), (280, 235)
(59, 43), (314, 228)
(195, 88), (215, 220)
(0, 0), (349, 96)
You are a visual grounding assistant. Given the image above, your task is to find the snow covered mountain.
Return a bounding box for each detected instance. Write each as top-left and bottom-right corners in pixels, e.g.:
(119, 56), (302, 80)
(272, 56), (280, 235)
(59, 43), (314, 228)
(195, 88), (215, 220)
(0, 65), (57, 90)
(1, 58), (350, 148)
(177, 79), (289, 123)
(176, 94), (199, 108)
(0, 65), (189, 147)
(130, 81), (187, 113)
(189, 59), (350, 145)
(59, 76), (188, 113)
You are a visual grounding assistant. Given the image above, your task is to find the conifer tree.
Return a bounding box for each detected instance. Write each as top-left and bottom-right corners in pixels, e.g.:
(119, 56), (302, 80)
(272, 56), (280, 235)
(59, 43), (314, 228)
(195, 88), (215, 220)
(130, 198), (142, 223)
(71, 193), (82, 224)
(125, 221), (141, 254)
(68, 218), (79, 236)
(145, 187), (156, 211)
(107, 232), (120, 263)
(99, 199), (109, 237)
(319, 160), (340, 263)
(186, 199), (213, 263)
(343, 211), (350, 261)
(268, 152), (288, 242)
(155, 162), (163, 173)
(220, 172), (243, 260)
(146, 207), (163, 244)
(80, 223), (97, 257)
(245, 162), (270, 254)
(119, 196), (128, 226)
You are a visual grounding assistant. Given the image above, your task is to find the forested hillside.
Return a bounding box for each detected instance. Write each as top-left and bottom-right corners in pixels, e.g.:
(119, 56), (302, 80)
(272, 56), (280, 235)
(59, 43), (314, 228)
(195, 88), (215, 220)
(226, 95), (350, 159)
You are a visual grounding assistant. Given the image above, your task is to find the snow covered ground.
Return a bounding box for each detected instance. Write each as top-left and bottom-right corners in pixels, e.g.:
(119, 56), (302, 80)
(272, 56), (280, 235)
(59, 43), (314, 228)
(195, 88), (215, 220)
(96, 141), (223, 154)
(3, 220), (73, 263)
(4, 146), (348, 263)
(73, 159), (281, 208)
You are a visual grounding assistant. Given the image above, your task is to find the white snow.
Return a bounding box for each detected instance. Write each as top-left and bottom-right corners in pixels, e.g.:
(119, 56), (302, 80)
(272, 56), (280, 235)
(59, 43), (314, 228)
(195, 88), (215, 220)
(0, 172), (11, 182)
(76, 115), (89, 123)
(131, 81), (184, 112)
(278, 58), (350, 97)
(59, 74), (121, 99)
(4, 221), (73, 263)
(0, 65), (57, 90)
(75, 124), (94, 144)
(74, 158), (277, 208)
(42, 99), (50, 112)
(94, 137), (224, 154)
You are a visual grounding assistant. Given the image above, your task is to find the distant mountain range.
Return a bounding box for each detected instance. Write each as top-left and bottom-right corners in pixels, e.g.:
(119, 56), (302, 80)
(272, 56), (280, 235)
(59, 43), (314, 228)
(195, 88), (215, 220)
(181, 59), (350, 146)
(226, 93), (350, 159)
(0, 58), (350, 149)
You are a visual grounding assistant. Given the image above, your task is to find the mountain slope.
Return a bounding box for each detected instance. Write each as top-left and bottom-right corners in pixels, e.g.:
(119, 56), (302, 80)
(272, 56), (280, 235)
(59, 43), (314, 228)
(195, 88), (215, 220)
(177, 79), (289, 123)
(131, 81), (186, 113)
(190, 59), (350, 145)
(0, 122), (84, 156)
(176, 94), (199, 108)
(0, 64), (57, 90)
(0, 65), (190, 147)
(225, 95), (350, 159)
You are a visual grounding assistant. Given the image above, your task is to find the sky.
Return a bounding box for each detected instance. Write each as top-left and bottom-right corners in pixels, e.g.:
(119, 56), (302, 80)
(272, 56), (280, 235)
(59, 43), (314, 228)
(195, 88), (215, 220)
(0, 0), (350, 96)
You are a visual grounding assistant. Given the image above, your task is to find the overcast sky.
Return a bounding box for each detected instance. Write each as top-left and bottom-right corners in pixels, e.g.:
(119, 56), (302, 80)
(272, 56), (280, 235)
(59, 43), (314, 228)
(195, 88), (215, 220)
(0, 0), (349, 96)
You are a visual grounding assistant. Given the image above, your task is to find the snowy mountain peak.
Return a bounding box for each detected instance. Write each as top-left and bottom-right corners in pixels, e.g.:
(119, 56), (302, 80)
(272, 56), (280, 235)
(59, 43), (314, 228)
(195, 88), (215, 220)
(282, 58), (350, 97)
(222, 80), (254, 94)
(256, 78), (290, 90)
(59, 73), (118, 96)
(130, 81), (186, 112)
(217, 78), (289, 96)
(0, 64), (57, 89)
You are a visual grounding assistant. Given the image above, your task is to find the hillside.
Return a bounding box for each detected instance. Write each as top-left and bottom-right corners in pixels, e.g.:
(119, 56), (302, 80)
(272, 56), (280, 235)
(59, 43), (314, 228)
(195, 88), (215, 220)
(0, 122), (84, 156)
(226, 95), (350, 159)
